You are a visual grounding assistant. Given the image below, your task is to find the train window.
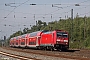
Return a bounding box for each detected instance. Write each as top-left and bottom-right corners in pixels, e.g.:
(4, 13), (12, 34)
(16, 43), (18, 45)
(21, 42), (25, 45)
(21, 34), (27, 38)
(12, 43), (14, 45)
(57, 32), (68, 38)
(29, 42), (36, 45)
(29, 31), (40, 37)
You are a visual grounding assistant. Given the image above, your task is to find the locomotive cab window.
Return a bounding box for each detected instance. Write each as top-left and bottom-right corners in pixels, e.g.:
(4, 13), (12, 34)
(57, 32), (68, 38)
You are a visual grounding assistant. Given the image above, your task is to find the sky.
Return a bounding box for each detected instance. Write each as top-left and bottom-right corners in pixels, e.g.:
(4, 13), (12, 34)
(0, 0), (90, 39)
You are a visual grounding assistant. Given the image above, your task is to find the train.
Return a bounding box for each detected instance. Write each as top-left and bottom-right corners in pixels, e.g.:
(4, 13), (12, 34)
(9, 30), (69, 51)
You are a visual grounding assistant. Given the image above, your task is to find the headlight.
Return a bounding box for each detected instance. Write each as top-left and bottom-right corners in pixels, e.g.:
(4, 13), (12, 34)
(57, 39), (60, 41)
(64, 40), (68, 42)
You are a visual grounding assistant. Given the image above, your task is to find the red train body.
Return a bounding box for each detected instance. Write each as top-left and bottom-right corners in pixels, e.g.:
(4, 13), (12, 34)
(9, 30), (69, 51)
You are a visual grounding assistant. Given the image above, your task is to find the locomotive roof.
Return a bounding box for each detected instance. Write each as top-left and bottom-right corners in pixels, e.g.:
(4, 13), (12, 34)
(42, 31), (52, 34)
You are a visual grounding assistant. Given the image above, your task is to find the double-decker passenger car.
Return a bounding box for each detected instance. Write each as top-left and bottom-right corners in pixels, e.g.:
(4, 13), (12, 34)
(10, 38), (14, 47)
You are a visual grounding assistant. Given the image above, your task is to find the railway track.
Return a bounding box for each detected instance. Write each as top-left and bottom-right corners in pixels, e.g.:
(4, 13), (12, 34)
(0, 50), (40, 60)
(0, 47), (90, 60)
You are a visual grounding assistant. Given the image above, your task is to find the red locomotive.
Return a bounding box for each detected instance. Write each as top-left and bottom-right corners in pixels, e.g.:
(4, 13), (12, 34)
(10, 30), (69, 51)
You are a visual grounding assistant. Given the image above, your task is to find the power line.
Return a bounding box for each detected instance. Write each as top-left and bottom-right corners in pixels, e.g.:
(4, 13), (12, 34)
(0, 0), (89, 21)
(36, 0), (90, 20)
(79, 0), (90, 4)
(0, 0), (30, 23)
(1, 0), (89, 16)
(4, 0), (30, 19)
(79, 11), (90, 16)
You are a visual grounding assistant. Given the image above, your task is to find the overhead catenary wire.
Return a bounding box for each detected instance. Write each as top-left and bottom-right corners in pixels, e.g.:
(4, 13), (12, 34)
(0, 0), (30, 23)
(32, 0), (90, 20)
(0, 0), (90, 22)
(0, 5), (90, 18)
(79, 11), (90, 16)
(3, 0), (30, 19)
(0, 0), (89, 18)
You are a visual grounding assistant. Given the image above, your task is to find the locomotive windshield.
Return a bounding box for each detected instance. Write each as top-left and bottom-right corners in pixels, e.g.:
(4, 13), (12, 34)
(57, 32), (68, 38)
